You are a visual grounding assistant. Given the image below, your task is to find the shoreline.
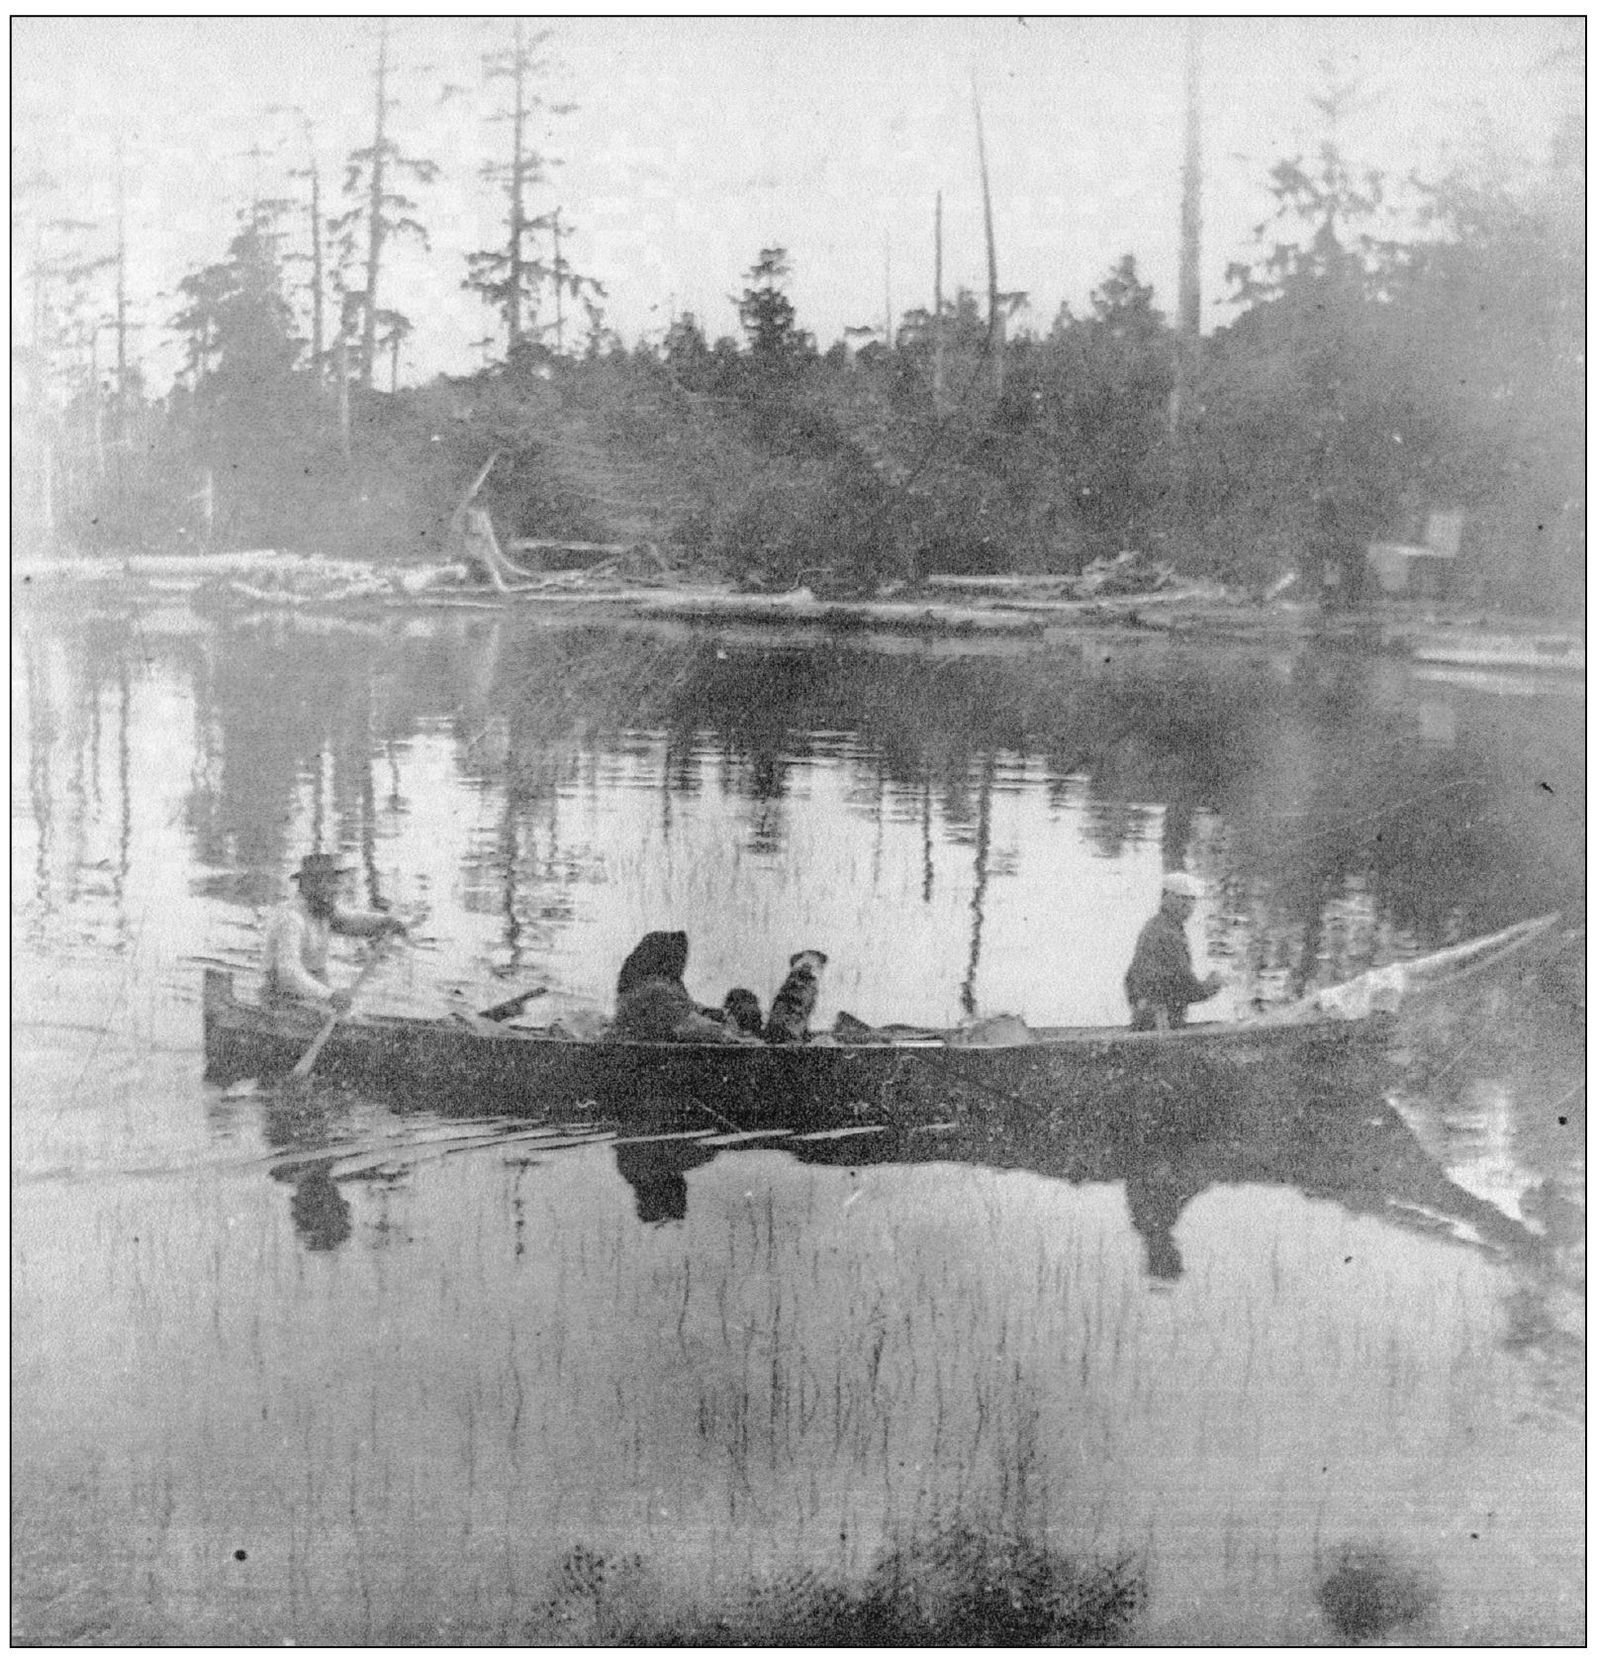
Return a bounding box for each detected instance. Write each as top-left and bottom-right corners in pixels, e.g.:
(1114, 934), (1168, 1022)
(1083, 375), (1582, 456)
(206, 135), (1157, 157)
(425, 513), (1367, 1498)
(12, 553), (1585, 666)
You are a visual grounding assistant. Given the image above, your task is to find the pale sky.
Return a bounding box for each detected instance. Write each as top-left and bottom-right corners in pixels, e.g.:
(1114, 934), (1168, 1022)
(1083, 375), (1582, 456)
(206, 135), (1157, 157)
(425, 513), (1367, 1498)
(13, 15), (1582, 390)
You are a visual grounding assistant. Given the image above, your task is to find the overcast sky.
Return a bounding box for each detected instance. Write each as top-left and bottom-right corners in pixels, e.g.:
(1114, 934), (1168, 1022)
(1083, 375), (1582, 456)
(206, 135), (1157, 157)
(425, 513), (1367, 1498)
(13, 14), (1582, 389)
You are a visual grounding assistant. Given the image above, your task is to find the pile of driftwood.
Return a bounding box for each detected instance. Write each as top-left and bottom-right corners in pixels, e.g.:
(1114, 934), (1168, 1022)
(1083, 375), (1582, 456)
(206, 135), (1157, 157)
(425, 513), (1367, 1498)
(459, 509), (682, 592)
(923, 551), (1179, 602)
(226, 555), (455, 606)
(1077, 549), (1179, 595)
(448, 453), (684, 593)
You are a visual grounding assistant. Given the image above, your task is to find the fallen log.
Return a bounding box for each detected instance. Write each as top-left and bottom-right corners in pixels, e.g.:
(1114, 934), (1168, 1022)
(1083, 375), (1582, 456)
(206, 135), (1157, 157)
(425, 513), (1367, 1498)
(508, 538), (630, 556)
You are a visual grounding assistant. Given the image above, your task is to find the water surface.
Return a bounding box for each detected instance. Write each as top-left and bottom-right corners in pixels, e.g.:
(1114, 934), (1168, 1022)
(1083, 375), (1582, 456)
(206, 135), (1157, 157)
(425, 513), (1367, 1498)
(11, 587), (1584, 1643)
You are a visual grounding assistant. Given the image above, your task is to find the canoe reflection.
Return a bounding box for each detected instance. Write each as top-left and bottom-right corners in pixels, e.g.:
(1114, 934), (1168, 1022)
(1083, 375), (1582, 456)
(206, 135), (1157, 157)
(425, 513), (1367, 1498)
(245, 1069), (1544, 1275)
(606, 1079), (1544, 1279)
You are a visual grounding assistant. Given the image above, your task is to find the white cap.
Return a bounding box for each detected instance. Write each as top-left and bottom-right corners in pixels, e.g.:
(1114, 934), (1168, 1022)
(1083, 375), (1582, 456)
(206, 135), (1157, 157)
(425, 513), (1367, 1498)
(1162, 871), (1204, 899)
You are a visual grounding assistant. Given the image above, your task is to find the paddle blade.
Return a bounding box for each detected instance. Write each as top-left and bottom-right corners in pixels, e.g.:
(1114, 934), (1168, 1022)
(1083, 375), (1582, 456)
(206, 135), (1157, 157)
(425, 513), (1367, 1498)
(478, 985), (549, 1022)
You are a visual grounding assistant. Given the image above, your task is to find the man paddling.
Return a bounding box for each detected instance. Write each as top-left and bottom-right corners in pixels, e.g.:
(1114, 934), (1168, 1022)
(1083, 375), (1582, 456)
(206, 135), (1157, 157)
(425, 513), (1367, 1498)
(262, 852), (407, 1012)
(1124, 870), (1223, 1031)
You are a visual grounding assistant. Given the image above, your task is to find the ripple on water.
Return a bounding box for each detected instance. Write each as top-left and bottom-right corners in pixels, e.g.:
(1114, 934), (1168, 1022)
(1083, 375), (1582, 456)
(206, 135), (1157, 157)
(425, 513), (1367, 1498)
(10, 597), (1584, 1644)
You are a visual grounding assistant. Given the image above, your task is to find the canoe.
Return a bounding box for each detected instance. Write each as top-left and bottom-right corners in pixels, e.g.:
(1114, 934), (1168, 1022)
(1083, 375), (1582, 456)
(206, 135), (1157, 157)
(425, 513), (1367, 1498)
(203, 914), (1558, 1125)
(204, 967), (1389, 1124)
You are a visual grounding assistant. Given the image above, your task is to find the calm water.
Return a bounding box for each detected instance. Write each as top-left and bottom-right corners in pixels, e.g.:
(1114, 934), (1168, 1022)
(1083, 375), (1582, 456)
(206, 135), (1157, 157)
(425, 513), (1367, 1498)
(11, 584), (1585, 1644)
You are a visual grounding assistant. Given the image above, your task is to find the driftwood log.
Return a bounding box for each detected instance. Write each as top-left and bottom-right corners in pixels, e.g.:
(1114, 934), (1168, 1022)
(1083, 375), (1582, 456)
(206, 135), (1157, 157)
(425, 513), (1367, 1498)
(509, 538), (629, 557)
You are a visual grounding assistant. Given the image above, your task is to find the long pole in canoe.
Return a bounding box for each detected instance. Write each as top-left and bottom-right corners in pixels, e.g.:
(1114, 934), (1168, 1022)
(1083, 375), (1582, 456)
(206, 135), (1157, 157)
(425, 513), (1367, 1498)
(288, 936), (403, 1083)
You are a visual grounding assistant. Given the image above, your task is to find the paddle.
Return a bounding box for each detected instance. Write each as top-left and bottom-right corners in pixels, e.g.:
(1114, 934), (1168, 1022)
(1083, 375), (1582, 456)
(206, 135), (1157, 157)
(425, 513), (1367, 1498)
(478, 984), (550, 1022)
(219, 933), (404, 1100)
(288, 935), (402, 1082)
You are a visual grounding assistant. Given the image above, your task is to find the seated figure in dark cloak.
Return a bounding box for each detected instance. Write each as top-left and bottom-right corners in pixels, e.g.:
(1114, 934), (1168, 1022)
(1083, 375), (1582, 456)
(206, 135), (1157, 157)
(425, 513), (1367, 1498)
(610, 931), (757, 1044)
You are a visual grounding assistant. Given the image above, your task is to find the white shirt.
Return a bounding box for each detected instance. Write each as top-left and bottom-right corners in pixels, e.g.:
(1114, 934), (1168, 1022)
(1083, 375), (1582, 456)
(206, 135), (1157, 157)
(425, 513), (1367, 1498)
(262, 894), (337, 1005)
(261, 891), (394, 1005)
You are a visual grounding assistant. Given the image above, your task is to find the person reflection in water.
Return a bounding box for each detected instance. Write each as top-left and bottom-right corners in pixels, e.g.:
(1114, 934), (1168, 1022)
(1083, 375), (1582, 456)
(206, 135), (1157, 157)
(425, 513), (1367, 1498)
(1124, 871), (1223, 1031)
(262, 851), (406, 1011)
(265, 1099), (355, 1251)
(1123, 1160), (1199, 1281)
(612, 1137), (718, 1225)
(282, 1160), (354, 1252)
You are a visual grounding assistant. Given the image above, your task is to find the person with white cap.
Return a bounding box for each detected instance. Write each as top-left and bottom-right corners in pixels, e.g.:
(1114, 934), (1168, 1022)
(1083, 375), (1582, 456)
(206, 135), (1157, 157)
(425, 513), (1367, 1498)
(261, 851), (407, 1011)
(1124, 870), (1223, 1031)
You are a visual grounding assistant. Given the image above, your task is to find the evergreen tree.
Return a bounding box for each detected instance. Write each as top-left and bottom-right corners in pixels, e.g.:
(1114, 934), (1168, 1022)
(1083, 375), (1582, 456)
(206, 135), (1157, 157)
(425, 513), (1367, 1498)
(527, 204), (606, 359)
(735, 246), (811, 365)
(1054, 256), (1173, 559)
(331, 20), (439, 388)
(13, 191), (117, 538)
(375, 308), (413, 391)
(265, 106), (331, 385)
(463, 20), (556, 361)
(1224, 61), (1397, 304)
(1394, 119), (1585, 607)
(174, 208), (299, 394)
(171, 206), (309, 544)
(1205, 63), (1415, 592)
(464, 25), (606, 369)
(663, 311), (710, 371)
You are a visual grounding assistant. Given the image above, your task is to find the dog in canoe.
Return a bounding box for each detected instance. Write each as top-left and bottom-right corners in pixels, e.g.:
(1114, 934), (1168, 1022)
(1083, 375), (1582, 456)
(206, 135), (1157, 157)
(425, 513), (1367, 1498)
(764, 950), (829, 1044)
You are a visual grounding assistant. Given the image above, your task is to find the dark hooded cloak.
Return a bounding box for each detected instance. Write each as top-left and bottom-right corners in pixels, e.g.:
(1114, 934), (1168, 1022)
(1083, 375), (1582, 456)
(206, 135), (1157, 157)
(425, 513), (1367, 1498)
(616, 930), (690, 998)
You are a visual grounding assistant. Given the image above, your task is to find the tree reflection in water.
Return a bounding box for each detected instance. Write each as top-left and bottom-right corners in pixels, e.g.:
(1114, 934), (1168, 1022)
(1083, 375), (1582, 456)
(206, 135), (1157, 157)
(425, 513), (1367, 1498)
(18, 598), (1582, 1269)
(13, 589), (1584, 1648)
(15, 602), (1571, 993)
(141, 614), (1576, 967)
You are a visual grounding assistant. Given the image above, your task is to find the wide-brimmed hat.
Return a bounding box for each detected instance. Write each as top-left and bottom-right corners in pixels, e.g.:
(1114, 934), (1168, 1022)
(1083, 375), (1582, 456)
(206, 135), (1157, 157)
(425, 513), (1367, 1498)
(1161, 871), (1204, 899)
(293, 852), (353, 885)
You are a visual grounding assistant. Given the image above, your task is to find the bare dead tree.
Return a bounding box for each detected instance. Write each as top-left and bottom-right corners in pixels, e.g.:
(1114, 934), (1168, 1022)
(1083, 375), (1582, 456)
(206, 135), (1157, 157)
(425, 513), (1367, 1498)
(334, 19), (439, 388)
(933, 190), (946, 412)
(465, 20), (559, 359)
(266, 106), (329, 384)
(1172, 17), (1204, 501)
(971, 79), (1003, 396)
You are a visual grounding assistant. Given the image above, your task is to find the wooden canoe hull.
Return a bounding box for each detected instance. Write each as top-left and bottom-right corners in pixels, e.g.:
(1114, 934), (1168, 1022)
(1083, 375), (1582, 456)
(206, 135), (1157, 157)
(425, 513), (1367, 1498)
(203, 970), (1391, 1127)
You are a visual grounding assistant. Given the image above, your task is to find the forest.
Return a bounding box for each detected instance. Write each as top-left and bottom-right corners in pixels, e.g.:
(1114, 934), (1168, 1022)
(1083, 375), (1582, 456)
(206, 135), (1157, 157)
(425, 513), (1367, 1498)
(13, 29), (1584, 616)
